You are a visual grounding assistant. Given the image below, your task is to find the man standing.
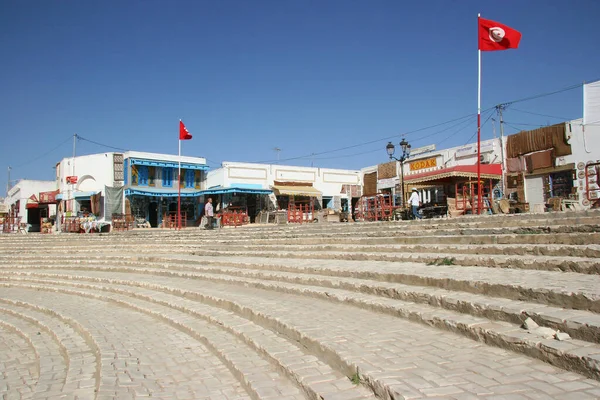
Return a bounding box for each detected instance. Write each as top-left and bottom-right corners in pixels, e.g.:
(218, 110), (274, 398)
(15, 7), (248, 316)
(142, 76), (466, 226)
(408, 188), (422, 220)
(204, 198), (214, 229)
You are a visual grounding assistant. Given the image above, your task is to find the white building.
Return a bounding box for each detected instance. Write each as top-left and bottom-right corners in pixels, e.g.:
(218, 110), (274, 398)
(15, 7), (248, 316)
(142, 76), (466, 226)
(55, 151), (209, 227)
(3, 179), (58, 231)
(205, 162), (363, 221)
(506, 80), (600, 210)
(364, 138), (503, 209)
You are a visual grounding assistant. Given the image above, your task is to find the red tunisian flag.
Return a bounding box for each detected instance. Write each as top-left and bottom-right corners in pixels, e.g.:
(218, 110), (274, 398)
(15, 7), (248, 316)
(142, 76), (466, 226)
(179, 120), (192, 140)
(479, 17), (522, 51)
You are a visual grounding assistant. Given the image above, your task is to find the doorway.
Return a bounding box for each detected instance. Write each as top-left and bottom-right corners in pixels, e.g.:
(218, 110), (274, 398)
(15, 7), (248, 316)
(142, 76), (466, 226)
(149, 202), (158, 227)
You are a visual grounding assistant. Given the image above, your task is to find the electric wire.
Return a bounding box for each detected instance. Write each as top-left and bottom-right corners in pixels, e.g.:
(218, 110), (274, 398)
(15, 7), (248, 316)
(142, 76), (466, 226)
(509, 107), (572, 121)
(77, 135), (129, 152)
(13, 136), (73, 168)
(462, 110), (496, 146)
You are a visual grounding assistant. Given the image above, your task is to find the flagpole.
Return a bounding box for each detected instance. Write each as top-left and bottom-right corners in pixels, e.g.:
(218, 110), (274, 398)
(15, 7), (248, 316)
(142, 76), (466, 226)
(477, 13), (482, 215)
(178, 128), (182, 230)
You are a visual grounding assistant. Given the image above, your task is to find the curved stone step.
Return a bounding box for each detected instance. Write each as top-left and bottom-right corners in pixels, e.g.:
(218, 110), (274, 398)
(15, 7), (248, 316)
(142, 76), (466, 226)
(0, 287), (252, 399)
(6, 269), (600, 382)
(0, 303), (99, 398)
(10, 255), (600, 345)
(198, 242), (600, 259)
(3, 271), (600, 399)
(0, 321), (39, 398)
(1, 279), (374, 400)
(0, 298), (101, 398)
(187, 248), (600, 274)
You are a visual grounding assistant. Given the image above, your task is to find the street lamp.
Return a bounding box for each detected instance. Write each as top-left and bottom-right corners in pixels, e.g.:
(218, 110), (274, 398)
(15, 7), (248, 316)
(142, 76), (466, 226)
(386, 139), (411, 207)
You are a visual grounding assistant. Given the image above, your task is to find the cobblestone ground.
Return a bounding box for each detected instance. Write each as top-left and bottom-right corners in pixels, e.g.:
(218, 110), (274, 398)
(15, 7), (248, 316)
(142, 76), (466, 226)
(1, 211), (600, 399)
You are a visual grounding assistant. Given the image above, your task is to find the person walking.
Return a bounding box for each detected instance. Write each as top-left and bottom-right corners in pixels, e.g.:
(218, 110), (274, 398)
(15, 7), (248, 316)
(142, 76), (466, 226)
(408, 188), (422, 220)
(204, 198), (214, 229)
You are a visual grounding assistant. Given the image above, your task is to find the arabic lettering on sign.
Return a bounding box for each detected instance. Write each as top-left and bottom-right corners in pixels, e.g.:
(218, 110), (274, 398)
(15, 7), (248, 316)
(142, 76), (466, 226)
(409, 158), (437, 171)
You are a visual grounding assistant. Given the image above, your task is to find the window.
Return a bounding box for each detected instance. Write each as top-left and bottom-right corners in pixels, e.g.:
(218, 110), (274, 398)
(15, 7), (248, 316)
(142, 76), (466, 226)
(113, 154), (124, 181)
(131, 164), (138, 186)
(138, 166), (148, 186)
(162, 167), (173, 187)
(148, 166), (156, 187)
(195, 170), (202, 189)
(185, 170), (195, 188)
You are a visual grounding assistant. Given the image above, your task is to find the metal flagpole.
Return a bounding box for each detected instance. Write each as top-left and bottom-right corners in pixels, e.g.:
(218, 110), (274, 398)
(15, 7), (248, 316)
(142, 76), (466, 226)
(477, 13), (482, 215)
(178, 132), (182, 230)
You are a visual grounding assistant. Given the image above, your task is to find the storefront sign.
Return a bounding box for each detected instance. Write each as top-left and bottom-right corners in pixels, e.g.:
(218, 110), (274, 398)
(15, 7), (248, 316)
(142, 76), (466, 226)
(409, 157), (437, 172)
(377, 177), (399, 189)
(410, 144), (436, 156)
(39, 190), (58, 204)
(66, 176), (78, 184)
(0, 204), (8, 213)
(455, 142), (495, 159)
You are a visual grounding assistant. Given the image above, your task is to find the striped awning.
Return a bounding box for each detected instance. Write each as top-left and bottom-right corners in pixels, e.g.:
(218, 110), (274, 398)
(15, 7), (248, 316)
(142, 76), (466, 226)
(405, 164), (502, 184)
(271, 185), (322, 197)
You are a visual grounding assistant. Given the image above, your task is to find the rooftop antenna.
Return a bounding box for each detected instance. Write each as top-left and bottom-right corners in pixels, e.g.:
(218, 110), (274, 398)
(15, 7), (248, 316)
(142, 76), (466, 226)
(273, 147), (281, 161)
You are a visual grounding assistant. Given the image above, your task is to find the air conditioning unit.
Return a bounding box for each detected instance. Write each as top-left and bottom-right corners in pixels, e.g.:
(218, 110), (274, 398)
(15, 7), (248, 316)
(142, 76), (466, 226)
(479, 153), (492, 164)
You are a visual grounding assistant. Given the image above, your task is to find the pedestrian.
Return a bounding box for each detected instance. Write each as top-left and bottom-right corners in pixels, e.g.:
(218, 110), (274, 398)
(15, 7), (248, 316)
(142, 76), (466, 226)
(409, 188), (422, 220)
(204, 198), (214, 229)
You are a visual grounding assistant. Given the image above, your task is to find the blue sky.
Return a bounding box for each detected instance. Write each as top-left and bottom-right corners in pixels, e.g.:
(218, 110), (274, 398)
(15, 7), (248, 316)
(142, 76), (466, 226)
(1, 0), (599, 193)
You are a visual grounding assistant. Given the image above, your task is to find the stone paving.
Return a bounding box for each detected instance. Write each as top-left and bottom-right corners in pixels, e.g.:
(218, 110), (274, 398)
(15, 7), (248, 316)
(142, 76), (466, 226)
(1, 211), (600, 399)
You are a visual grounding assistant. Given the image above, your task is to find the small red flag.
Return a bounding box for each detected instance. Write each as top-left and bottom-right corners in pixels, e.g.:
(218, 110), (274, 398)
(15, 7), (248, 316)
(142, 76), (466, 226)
(478, 17), (521, 51)
(179, 120), (192, 140)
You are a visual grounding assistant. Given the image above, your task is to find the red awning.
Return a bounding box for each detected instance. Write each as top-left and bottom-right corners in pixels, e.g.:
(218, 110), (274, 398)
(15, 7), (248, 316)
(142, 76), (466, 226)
(26, 194), (39, 209)
(39, 189), (59, 204)
(405, 164), (502, 184)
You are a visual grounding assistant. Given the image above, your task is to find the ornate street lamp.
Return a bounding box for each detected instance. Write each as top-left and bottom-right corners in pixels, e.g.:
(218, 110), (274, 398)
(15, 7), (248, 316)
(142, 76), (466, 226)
(386, 139), (411, 207)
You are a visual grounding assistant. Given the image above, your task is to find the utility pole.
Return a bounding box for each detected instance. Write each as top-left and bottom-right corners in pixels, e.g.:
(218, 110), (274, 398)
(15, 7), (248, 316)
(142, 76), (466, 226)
(6, 166), (11, 197)
(273, 147), (281, 162)
(496, 105), (507, 198)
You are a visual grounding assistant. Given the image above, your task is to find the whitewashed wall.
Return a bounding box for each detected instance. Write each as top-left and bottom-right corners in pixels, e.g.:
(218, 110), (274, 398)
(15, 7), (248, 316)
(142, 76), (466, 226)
(4, 180), (57, 224)
(209, 162), (362, 197)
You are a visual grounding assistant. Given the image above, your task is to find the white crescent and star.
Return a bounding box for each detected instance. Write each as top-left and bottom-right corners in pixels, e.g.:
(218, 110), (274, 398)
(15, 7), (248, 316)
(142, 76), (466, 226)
(489, 27), (506, 42)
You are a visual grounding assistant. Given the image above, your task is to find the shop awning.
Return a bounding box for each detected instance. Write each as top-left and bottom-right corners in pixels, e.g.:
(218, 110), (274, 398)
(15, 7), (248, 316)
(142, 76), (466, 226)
(39, 190), (59, 204)
(26, 194), (39, 209)
(200, 186), (272, 195)
(124, 188), (201, 198)
(56, 191), (100, 200)
(405, 164), (502, 184)
(271, 185), (322, 197)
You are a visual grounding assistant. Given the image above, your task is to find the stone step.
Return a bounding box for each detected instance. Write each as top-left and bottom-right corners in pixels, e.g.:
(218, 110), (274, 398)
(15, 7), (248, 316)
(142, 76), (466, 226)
(2, 231), (600, 249)
(198, 243), (600, 259)
(0, 287), (256, 399)
(0, 302), (98, 398)
(8, 254), (600, 345)
(185, 248), (600, 275)
(2, 269), (600, 399)
(1, 278), (374, 400)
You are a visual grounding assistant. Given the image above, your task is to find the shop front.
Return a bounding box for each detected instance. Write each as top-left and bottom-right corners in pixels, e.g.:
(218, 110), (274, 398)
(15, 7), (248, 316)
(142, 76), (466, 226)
(270, 182), (323, 223)
(405, 164), (502, 217)
(200, 186), (273, 226)
(124, 188), (201, 228)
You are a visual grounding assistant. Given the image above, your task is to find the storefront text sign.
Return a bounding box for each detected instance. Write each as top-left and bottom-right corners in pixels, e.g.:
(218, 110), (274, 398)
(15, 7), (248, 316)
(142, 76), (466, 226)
(66, 176), (78, 184)
(409, 157), (437, 172)
(39, 190), (58, 204)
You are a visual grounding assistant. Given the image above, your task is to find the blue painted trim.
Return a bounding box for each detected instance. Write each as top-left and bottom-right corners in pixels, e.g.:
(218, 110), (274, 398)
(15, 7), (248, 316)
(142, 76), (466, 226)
(200, 187), (272, 195)
(128, 158), (209, 170)
(125, 188), (200, 198)
(228, 183), (265, 190)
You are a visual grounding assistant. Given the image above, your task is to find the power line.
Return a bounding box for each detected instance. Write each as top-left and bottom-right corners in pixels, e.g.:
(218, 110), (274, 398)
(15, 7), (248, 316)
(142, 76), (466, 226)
(13, 136), (73, 168)
(77, 135), (129, 152)
(462, 110), (495, 145)
(251, 110), (489, 164)
(499, 82), (583, 107)
(509, 107), (572, 121)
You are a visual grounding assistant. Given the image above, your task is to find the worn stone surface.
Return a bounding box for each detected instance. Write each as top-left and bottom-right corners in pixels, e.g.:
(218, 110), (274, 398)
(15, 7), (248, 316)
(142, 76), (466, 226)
(1, 210), (600, 399)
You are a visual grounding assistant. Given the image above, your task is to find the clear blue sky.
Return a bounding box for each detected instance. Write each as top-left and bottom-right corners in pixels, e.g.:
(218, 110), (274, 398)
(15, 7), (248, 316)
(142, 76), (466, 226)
(1, 0), (599, 194)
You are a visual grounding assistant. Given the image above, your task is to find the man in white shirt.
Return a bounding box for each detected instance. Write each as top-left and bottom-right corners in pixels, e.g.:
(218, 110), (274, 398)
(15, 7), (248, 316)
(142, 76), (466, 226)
(204, 198), (214, 229)
(408, 188), (422, 220)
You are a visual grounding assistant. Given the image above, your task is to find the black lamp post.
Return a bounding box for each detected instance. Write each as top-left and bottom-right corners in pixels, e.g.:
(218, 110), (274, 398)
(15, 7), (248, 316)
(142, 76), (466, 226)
(386, 139), (411, 207)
